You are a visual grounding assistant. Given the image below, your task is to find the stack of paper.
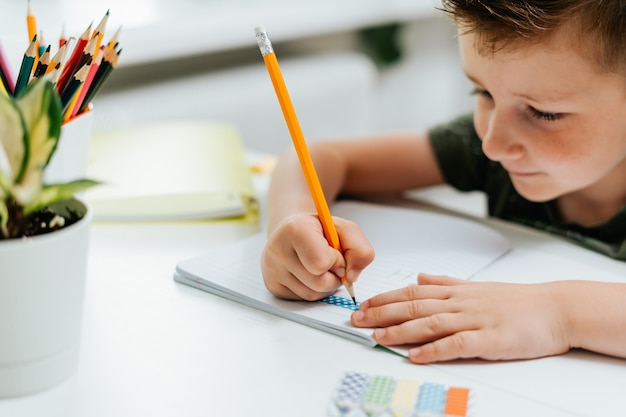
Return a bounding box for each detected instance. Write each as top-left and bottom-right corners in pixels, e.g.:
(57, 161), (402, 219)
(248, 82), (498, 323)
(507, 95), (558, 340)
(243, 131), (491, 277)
(85, 121), (258, 221)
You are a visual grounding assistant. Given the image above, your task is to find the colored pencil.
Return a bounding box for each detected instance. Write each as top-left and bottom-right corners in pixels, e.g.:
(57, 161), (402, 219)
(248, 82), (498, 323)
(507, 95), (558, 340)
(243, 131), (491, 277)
(92, 10), (109, 42)
(105, 25), (122, 53)
(60, 34), (96, 100)
(33, 44), (51, 78)
(69, 48), (103, 119)
(26, 0), (39, 55)
(0, 41), (15, 94)
(57, 22), (92, 93)
(0, 77), (7, 97)
(11, 9), (121, 115)
(45, 42), (69, 76)
(60, 59), (90, 112)
(47, 62), (62, 85)
(78, 47), (120, 113)
(14, 36), (38, 96)
(59, 25), (66, 48)
(38, 30), (47, 57)
(255, 26), (356, 303)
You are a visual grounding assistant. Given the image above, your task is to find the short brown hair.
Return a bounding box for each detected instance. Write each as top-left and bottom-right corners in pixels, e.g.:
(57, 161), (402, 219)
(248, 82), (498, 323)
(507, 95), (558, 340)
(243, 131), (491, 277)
(439, 0), (626, 75)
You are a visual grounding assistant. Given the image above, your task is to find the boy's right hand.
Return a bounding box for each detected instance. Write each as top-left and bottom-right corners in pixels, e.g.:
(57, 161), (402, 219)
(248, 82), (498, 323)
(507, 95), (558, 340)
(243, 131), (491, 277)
(261, 213), (375, 301)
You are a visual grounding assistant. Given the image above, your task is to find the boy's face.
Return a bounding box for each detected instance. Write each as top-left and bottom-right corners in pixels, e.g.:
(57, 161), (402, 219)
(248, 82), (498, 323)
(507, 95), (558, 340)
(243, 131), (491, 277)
(459, 28), (626, 203)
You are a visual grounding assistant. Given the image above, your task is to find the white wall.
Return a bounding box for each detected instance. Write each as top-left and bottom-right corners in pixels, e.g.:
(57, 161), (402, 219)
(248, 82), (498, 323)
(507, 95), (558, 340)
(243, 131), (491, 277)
(93, 15), (472, 149)
(92, 51), (378, 155)
(91, 13), (485, 215)
(374, 16), (474, 133)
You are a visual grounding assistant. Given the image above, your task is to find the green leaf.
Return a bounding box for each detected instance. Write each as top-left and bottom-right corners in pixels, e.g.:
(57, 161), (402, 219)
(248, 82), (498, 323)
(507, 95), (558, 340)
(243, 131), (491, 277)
(0, 171), (12, 199)
(0, 200), (8, 238)
(15, 79), (62, 185)
(0, 90), (27, 182)
(22, 179), (100, 216)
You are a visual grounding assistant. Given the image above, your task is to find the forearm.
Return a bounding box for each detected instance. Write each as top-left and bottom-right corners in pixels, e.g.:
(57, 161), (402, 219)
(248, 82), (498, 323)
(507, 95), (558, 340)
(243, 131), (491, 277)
(266, 144), (346, 233)
(266, 131), (444, 233)
(557, 281), (626, 358)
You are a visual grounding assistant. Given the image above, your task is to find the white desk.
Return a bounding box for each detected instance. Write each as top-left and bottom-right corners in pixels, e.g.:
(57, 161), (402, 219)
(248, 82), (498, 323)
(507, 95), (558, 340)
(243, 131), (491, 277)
(1, 176), (624, 416)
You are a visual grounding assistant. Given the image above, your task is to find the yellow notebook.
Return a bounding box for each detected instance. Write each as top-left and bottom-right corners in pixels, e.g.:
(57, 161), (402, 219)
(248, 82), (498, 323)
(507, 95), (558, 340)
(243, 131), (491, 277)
(85, 121), (258, 222)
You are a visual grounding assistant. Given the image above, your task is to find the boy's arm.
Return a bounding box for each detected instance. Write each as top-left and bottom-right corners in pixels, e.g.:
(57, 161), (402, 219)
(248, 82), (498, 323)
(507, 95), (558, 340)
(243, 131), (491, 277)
(351, 275), (626, 362)
(563, 280), (626, 358)
(266, 131), (445, 232)
(263, 131), (445, 300)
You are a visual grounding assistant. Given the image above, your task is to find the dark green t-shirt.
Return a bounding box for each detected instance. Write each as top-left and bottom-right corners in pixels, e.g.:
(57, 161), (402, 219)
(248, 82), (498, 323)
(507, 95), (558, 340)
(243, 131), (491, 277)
(427, 113), (626, 260)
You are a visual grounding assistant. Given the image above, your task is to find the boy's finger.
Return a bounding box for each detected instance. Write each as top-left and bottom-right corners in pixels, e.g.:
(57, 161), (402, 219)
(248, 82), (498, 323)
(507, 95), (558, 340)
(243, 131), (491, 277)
(293, 231), (344, 276)
(364, 284), (451, 309)
(408, 331), (483, 363)
(417, 272), (468, 286)
(336, 219), (376, 282)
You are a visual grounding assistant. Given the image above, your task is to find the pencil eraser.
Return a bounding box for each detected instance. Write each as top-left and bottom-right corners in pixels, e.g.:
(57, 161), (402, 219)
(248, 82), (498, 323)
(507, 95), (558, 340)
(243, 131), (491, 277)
(254, 26), (266, 36)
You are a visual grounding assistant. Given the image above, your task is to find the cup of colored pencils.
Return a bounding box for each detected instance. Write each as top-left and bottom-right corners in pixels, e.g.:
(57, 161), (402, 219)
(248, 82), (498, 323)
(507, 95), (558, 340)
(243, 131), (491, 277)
(0, 5), (122, 124)
(0, 5), (123, 182)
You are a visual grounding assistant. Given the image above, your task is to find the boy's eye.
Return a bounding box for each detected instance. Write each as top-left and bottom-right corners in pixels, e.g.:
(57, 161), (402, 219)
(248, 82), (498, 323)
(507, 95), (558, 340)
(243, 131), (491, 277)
(527, 106), (563, 122)
(470, 88), (492, 99)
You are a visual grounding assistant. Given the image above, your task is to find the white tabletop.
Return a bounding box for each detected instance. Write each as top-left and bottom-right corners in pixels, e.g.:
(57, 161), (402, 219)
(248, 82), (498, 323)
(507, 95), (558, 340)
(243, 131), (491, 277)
(2, 173), (624, 416)
(0, 219), (572, 417)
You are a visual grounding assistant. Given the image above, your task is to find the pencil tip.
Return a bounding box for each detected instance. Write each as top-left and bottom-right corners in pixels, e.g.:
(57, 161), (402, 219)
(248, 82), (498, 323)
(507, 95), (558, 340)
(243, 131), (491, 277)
(352, 297), (357, 305)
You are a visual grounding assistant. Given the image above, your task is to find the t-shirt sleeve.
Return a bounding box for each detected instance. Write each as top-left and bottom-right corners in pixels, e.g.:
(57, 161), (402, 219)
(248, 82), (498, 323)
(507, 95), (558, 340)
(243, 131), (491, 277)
(426, 113), (492, 192)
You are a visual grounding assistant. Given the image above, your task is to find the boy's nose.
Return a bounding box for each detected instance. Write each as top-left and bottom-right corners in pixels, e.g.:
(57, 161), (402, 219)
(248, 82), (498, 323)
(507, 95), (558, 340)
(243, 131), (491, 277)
(480, 112), (524, 162)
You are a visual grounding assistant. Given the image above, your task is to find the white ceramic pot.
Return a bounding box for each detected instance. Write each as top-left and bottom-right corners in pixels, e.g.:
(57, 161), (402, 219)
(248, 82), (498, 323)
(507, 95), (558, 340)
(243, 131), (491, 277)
(0, 199), (92, 397)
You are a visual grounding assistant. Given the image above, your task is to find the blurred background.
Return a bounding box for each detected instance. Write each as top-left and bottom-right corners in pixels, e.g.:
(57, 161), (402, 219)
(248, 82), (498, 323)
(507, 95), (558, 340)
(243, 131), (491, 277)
(0, 0), (474, 154)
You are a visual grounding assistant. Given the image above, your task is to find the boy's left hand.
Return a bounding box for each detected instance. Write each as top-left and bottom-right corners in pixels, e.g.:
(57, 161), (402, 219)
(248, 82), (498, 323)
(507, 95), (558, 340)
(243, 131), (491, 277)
(350, 273), (571, 363)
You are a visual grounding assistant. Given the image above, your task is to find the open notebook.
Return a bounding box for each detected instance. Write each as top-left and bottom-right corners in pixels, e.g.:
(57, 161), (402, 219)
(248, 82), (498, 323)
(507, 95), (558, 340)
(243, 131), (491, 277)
(85, 121), (258, 221)
(174, 200), (511, 356)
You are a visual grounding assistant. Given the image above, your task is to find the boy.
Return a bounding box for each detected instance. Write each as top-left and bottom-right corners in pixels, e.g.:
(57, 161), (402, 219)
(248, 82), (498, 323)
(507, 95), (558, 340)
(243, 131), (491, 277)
(261, 0), (626, 363)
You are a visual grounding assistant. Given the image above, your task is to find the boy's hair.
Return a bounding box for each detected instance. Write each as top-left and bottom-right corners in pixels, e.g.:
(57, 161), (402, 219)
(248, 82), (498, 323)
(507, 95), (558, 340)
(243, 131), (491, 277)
(439, 0), (626, 75)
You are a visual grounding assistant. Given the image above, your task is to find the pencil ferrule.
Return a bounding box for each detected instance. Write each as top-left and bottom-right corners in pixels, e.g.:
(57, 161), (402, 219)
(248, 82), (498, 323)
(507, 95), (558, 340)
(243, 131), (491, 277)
(255, 30), (273, 56)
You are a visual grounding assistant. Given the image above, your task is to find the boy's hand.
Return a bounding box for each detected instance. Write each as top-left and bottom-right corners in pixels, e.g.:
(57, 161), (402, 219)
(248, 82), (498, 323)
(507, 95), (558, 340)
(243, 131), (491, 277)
(261, 213), (375, 301)
(351, 273), (570, 363)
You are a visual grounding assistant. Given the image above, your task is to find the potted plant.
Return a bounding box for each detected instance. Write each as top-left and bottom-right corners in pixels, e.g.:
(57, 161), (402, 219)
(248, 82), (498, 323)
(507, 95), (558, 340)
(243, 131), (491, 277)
(0, 78), (98, 397)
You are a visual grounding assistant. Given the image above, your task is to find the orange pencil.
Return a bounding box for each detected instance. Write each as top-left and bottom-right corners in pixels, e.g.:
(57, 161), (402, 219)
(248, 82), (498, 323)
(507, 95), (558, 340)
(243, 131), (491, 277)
(59, 24), (66, 48)
(0, 77), (7, 97)
(45, 41), (69, 76)
(26, 1), (39, 53)
(254, 26), (356, 304)
(92, 10), (109, 41)
(105, 25), (122, 53)
(26, 0), (40, 71)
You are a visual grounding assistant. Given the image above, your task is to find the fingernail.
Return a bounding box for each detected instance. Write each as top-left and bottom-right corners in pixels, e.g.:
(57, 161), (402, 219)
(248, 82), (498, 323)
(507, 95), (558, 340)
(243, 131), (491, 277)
(352, 311), (364, 322)
(359, 300), (369, 310)
(409, 347), (421, 359)
(335, 267), (346, 278)
(373, 328), (386, 340)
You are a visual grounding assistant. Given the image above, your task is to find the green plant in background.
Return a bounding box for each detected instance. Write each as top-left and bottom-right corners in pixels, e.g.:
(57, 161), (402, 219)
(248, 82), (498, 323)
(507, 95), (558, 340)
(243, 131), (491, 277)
(0, 78), (98, 239)
(359, 23), (403, 66)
